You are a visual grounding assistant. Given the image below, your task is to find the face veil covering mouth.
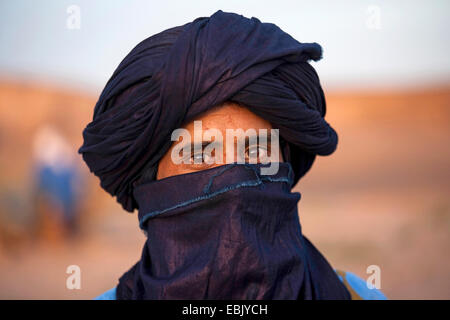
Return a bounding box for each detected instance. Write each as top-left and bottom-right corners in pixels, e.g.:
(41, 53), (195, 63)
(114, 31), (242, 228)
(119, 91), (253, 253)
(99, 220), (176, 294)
(116, 163), (350, 300)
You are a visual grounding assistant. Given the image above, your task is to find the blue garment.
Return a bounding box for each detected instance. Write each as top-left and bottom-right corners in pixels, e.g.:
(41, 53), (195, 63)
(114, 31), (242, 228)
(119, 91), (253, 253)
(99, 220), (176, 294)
(35, 164), (78, 221)
(94, 287), (117, 300)
(94, 271), (387, 300)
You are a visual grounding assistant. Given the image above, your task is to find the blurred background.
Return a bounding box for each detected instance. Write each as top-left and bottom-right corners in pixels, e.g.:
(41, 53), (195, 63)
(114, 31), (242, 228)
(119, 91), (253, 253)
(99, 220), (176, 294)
(0, 0), (449, 299)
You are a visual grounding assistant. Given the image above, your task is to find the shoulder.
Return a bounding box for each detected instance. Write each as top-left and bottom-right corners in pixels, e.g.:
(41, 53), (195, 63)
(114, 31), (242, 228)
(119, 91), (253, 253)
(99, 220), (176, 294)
(335, 270), (387, 300)
(94, 287), (117, 300)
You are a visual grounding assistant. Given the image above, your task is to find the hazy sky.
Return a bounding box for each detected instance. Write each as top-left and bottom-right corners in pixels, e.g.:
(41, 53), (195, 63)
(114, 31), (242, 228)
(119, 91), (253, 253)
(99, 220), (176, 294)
(0, 0), (449, 93)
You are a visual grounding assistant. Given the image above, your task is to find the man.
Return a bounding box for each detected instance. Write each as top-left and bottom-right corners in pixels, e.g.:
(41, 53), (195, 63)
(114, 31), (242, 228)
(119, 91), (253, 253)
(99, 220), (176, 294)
(80, 10), (386, 300)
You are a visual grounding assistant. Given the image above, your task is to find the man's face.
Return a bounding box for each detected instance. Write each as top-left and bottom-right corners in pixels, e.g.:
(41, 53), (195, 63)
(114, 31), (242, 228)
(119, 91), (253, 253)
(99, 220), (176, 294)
(156, 102), (283, 180)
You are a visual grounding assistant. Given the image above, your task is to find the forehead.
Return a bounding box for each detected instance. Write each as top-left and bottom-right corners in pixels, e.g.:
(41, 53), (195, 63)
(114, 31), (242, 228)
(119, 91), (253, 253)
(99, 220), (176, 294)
(182, 103), (273, 133)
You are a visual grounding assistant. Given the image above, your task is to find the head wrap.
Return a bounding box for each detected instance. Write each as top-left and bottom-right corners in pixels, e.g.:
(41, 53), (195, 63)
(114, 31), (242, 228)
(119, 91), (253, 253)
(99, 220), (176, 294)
(79, 10), (338, 212)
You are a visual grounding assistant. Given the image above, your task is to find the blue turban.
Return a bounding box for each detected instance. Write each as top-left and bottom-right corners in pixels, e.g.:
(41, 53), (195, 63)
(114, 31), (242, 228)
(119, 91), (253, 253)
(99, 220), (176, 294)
(79, 10), (338, 212)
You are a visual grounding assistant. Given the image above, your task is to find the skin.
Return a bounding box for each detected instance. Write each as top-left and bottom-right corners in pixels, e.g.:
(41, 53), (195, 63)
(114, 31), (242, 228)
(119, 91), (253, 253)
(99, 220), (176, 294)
(156, 102), (283, 180)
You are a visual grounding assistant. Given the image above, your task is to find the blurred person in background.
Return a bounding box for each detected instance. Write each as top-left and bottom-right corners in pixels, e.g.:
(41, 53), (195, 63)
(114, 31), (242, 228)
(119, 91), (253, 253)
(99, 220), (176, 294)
(31, 125), (83, 243)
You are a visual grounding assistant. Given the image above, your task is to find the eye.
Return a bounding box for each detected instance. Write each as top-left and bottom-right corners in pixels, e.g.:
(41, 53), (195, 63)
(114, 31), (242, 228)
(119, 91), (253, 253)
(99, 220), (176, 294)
(247, 146), (259, 160)
(245, 145), (269, 163)
(191, 152), (204, 163)
(189, 148), (215, 165)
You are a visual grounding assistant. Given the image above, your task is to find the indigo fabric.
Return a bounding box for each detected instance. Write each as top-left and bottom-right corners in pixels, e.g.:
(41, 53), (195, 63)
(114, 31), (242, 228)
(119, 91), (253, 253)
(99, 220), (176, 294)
(78, 10), (337, 212)
(116, 163), (350, 299)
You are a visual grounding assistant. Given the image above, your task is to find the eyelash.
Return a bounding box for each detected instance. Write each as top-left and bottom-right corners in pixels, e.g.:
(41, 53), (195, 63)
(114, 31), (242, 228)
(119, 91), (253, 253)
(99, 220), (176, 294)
(187, 144), (270, 166)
